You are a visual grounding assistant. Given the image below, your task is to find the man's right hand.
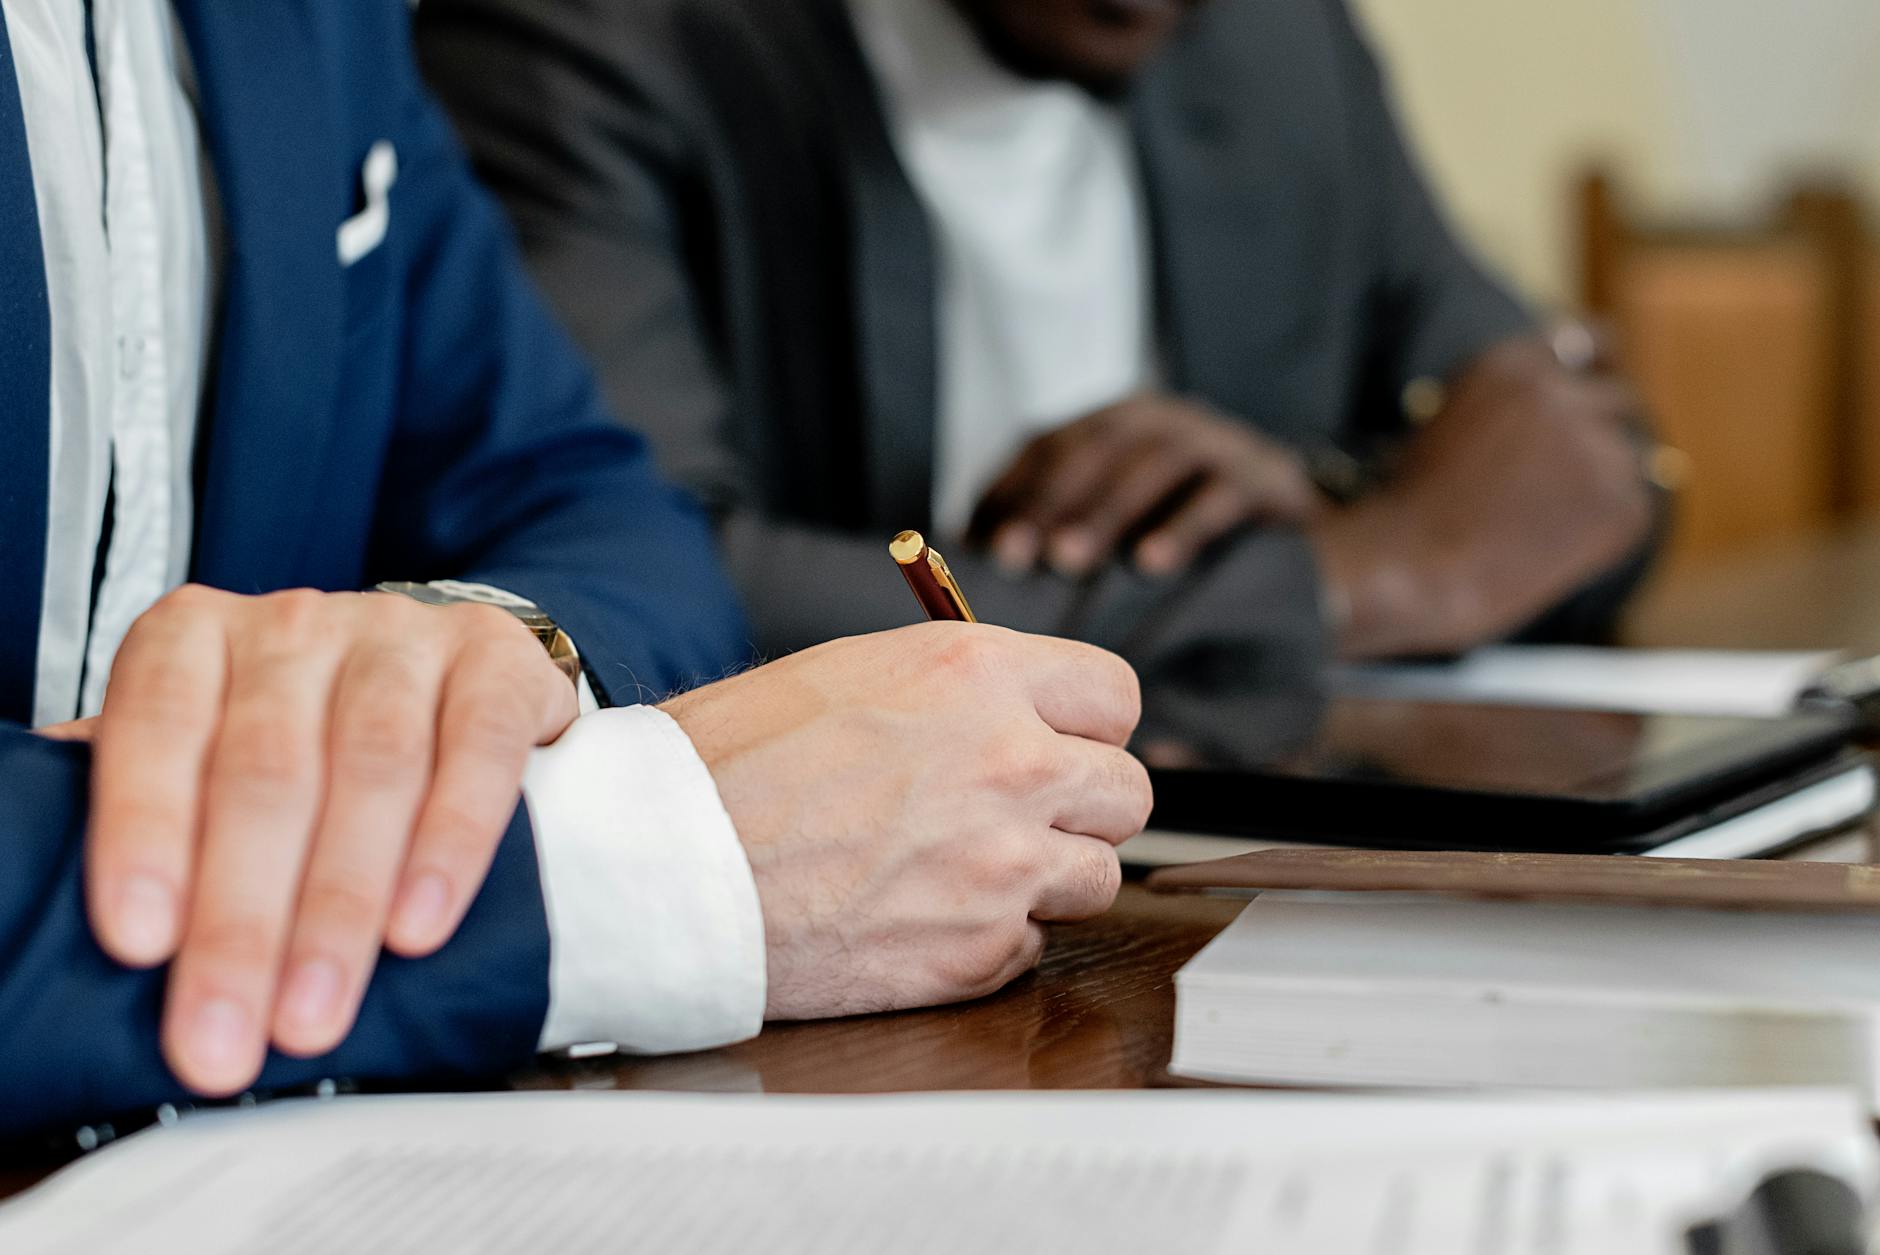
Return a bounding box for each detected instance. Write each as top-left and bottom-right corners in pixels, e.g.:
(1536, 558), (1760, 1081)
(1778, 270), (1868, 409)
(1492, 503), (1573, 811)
(659, 623), (1152, 1020)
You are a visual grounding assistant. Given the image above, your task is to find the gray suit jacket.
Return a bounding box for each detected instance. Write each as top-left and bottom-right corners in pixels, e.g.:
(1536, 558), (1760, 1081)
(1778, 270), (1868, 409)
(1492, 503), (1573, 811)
(416, 0), (1593, 682)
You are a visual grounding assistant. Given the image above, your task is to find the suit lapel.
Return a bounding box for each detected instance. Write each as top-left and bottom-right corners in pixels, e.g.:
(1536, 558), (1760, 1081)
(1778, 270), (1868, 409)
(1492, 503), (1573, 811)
(848, 134), (938, 531)
(171, 0), (343, 589)
(806, 0), (939, 531)
(0, 10), (51, 725)
(1131, 36), (1330, 447)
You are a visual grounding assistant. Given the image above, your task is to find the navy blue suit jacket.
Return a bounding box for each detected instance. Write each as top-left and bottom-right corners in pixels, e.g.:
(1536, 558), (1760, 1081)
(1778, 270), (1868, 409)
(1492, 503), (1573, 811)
(0, 2), (751, 1134)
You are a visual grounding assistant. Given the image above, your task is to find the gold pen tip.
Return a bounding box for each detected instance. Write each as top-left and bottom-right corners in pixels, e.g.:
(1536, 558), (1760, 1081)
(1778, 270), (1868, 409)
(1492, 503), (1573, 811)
(889, 530), (927, 565)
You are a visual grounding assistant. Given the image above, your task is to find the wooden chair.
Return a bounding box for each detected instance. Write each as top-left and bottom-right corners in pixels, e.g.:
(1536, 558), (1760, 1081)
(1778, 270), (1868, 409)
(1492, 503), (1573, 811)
(1578, 171), (1869, 572)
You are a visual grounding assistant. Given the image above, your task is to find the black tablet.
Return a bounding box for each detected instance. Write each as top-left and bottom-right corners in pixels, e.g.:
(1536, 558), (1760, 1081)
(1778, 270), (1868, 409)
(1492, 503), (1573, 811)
(1140, 694), (1862, 853)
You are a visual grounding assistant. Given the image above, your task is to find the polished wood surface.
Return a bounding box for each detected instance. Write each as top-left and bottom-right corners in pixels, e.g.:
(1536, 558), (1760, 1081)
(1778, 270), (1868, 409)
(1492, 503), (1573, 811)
(520, 885), (1242, 1099)
(10, 526), (1880, 1203)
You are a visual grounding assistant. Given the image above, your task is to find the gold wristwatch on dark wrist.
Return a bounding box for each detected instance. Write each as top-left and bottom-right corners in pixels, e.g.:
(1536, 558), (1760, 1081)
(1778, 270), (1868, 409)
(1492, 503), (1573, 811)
(373, 580), (582, 686)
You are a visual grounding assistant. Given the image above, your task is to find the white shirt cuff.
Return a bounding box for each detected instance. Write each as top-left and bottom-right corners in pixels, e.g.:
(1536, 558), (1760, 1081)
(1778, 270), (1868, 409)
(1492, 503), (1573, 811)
(520, 704), (767, 1055)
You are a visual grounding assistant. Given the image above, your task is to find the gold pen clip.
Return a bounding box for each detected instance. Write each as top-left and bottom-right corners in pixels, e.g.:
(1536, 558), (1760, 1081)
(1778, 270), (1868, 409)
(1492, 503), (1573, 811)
(923, 545), (976, 624)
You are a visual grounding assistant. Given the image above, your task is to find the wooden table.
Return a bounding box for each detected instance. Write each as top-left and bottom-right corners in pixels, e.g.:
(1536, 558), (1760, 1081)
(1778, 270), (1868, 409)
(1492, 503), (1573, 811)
(8, 523), (1880, 1202)
(516, 885), (1242, 1100)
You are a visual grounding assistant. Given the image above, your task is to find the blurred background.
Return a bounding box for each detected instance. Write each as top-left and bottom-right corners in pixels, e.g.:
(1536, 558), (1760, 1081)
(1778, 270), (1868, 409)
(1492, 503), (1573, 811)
(1357, 0), (1880, 582)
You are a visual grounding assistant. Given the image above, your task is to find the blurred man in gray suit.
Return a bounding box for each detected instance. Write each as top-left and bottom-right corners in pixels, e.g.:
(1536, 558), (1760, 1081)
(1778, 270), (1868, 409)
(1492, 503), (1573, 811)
(416, 0), (1660, 684)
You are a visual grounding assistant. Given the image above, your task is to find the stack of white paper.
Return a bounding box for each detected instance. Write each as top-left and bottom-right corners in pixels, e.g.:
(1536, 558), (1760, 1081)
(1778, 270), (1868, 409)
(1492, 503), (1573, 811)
(0, 1089), (1870, 1255)
(1173, 893), (1880, 1097)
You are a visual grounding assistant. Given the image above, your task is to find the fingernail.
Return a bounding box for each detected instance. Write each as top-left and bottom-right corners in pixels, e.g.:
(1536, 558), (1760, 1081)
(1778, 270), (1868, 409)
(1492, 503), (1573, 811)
(393, 873), (450, 949)
(280, 958), (341, 1034)
(1049, 531), (1097, 577)
(994, 526), (1040, 575)
(112, 874), (177, 964)
(188, 998), (252, 1080)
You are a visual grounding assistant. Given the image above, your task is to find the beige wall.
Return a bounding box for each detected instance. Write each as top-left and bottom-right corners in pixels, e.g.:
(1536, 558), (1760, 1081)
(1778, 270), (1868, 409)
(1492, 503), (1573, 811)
(1352, 0), (1880, 307)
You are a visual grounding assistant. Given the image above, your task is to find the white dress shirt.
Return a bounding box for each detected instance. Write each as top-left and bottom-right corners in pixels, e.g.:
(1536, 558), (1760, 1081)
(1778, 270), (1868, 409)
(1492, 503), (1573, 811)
(847, 0), (1157, 538)
(12, 0), (208, 729)
(6, 0), (764, 1056)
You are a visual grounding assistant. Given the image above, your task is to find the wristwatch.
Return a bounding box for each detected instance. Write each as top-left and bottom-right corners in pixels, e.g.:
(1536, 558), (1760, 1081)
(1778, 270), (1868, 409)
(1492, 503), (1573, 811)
(1547, 317), (1691, 495)
(374, 580), (582, 687)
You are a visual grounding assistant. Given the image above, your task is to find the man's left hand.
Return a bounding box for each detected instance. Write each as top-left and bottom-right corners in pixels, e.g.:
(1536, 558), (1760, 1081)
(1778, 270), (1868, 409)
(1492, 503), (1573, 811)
(84, 585), (579, 1097)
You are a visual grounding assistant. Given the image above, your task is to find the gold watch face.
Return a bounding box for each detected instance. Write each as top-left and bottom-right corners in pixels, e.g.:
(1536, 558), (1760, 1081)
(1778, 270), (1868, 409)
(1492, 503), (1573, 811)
(543, 628), (582, 685)
(374, 582), (582, 685)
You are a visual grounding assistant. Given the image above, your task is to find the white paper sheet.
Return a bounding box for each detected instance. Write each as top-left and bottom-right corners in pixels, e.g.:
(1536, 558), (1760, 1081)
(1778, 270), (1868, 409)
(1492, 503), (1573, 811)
(1335, 647), (1841, 718)
(0, 1089), (1868, 1255)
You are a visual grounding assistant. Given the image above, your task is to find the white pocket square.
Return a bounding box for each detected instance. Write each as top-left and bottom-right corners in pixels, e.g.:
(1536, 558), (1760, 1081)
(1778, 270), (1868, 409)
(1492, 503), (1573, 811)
(337, 140), (398, 267)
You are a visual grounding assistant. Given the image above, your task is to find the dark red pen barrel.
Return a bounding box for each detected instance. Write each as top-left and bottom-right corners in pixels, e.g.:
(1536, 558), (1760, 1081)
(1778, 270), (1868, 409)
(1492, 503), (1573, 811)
(898, 552), (967, 622)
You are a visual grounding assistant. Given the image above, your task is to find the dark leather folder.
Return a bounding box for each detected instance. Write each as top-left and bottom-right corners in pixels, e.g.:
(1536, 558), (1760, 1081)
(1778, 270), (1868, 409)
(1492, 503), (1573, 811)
(1148, 846), (1880, 913)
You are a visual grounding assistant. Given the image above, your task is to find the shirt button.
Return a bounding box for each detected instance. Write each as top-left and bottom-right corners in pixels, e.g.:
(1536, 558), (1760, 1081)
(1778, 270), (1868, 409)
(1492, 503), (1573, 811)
(117, 334), (146, 379)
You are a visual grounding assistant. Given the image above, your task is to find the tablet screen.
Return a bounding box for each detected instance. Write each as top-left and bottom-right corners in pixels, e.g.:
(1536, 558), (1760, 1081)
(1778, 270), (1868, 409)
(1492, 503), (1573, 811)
(1138, 693), (1854, 805)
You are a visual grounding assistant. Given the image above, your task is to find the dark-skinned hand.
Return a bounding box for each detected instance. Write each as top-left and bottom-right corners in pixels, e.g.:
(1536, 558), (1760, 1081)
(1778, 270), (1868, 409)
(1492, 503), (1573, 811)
(1310, 335), (1655, 658)
(966, 393), (1324, 579)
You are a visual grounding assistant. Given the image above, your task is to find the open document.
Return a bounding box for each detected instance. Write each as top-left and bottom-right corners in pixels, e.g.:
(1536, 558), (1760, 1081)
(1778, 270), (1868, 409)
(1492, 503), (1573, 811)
(0, 1089), (1870, 1255)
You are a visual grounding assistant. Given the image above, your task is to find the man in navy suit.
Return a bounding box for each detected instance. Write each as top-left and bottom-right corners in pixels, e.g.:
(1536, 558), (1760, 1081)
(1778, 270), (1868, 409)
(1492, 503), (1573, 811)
(0, 1), (1150, 1135)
